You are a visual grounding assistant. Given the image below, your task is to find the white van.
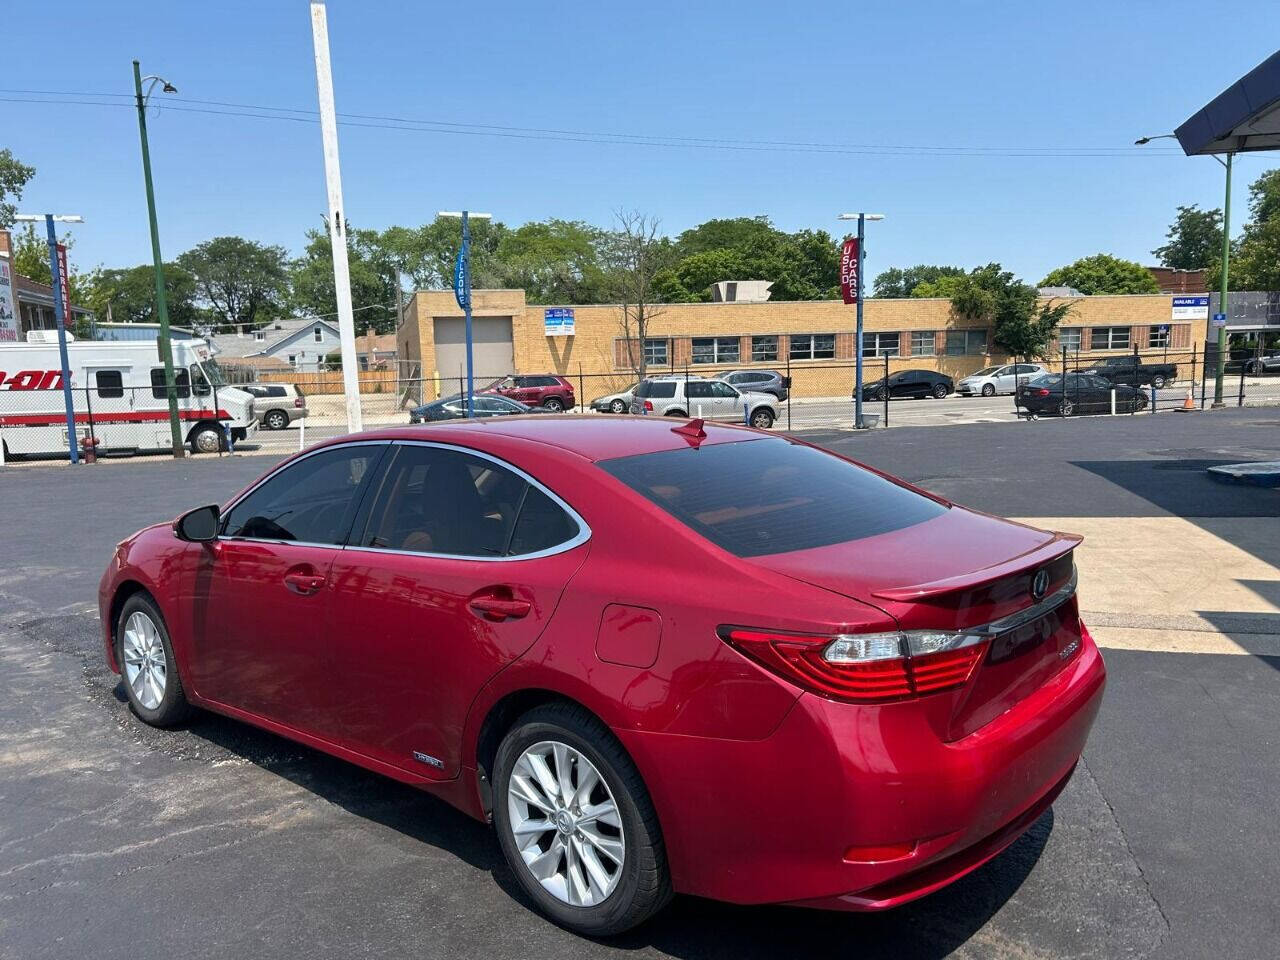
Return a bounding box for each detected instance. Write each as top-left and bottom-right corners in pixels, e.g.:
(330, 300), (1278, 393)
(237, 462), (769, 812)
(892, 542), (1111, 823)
(0, 332), (257, 457)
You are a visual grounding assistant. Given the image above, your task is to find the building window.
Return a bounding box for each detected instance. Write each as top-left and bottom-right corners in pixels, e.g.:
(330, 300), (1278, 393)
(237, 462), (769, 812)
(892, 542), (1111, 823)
(910, 331), (936, 356)
(790, 333), (836, 360)
(862, 332), (900, 358)
(643, 338), (669, 366)
(288, 354), (297, 366)
(1090, 326), (1131, 351)
(751, 335), (778, 362)
(1059, 328), (1082, 353)
(313, 324), (323, 343)
(691, 336), (740, 364)
(1148, 325), (1170, 349)
(945, 329), (988, 356)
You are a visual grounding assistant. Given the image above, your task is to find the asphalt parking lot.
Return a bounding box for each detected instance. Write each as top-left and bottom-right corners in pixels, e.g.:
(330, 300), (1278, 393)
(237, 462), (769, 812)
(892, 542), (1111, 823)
(1, 408), (1277, 959)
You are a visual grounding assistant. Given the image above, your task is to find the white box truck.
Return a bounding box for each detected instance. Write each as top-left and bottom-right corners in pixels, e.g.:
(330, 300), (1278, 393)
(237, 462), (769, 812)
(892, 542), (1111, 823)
(0, 332), (257, 458)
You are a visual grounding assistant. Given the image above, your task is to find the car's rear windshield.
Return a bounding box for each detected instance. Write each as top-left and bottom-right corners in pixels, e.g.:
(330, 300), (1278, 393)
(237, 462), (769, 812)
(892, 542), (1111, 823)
(634, 381), (676, 399)
(598, 437), (946, 557)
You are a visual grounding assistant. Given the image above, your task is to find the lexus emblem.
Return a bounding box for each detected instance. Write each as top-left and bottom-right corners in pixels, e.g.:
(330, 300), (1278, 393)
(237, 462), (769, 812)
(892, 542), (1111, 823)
(1031, 569), (1050, 601)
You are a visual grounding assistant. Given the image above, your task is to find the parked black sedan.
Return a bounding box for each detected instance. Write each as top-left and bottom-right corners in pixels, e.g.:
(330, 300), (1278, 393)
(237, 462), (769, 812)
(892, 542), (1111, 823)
(858, 369), (953, 401)
(1017, 372), (1148, 417)
(408, 393), (546, 423)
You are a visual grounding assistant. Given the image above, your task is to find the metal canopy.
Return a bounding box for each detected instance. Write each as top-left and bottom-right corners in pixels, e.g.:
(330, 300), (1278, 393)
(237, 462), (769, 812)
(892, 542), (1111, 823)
(1176, 50), (1280, 155)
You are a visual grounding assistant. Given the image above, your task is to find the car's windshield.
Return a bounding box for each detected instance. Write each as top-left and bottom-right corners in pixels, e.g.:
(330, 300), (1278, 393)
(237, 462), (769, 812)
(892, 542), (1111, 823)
(599, 437), (946, 557)
(972, 366), (1001, 377)
(193, 359), (228, 388)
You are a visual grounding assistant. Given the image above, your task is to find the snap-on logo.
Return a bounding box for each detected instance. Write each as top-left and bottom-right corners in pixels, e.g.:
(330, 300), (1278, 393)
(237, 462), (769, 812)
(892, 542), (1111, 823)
(0, 370), (64, 390)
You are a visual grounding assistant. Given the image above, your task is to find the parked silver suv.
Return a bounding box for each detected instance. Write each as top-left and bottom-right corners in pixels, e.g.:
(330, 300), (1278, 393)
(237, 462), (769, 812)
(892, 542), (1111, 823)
(629, 377), (778, 428)
(242, 382), (308, 430)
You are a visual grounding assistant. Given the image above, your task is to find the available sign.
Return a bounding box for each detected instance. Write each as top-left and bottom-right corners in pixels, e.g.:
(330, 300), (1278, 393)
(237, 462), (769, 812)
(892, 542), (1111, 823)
(55, 243), (71, 328)
(1171, 295), (1209, 320)
(0, 259), (17, 342)
(839, 238), (859, 305)
(544, 307), (575, 336)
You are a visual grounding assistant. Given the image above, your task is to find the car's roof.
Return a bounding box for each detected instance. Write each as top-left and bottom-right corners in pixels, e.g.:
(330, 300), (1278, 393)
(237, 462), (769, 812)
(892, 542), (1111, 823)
(336, 415), (764, 462)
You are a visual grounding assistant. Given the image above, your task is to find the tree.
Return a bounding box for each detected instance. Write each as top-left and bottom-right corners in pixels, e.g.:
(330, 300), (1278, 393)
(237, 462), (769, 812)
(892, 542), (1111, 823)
(671, 216), (778, 260)
(177, 236), (290, 334)
(874, 265), (964, 298)
(494, 220), (608, 304)
(0, 149), (35, 228)
(290, 223), (399, 334)
(380, 217), (509, 291)
(84, 264), (203, 329)
(1207, 168), (1280, 291)
(602, 211), (673, 380)
(1152, 205), (1223, 270)
(929, 262), (1071, 360)
(11, 222), (94, 309)
(1039, 254), (1159, 295)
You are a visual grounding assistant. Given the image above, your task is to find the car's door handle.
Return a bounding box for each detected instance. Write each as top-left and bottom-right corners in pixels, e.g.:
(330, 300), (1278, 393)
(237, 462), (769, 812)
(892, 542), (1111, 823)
(468, 594), (532, 622)
(283, 570), (326, 596)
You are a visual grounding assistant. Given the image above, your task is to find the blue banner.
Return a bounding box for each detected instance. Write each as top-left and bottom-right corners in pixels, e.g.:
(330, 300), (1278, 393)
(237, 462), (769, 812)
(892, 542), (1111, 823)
(453, 241), (470, 310)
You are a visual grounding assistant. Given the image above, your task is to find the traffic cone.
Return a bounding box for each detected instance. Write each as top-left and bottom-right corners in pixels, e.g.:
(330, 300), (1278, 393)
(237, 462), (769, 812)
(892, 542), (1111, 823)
(1176, 386), (1194, 412)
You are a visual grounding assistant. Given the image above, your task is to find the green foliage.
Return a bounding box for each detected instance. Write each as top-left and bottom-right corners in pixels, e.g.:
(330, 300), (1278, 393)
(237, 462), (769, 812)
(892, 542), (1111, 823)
(290, 224), (399, 334)
(1039, 254), (1159, 295)
(85, 263), (203, 329)
(177, 236), (291, 334)
(875, 265), (964, 298)
(1152, 205), (1223, 270)
(11, 223), (94, 307)
(494, 219), (609, 304)
(380, 217), (510, 291)
(1246, 168), (1280, 226)
(0, 149), (35, 228)
(1205, 167), (1280, 291)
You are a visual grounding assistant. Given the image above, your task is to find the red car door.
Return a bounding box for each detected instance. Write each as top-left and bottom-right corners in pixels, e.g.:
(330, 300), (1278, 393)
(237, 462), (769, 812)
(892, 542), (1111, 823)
(187, 442), (387, 729)
(321, 441), (589, 777)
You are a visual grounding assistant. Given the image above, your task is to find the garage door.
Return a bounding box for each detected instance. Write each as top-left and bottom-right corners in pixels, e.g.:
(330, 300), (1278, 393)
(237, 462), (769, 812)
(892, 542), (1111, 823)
(433, 316), (515, 384)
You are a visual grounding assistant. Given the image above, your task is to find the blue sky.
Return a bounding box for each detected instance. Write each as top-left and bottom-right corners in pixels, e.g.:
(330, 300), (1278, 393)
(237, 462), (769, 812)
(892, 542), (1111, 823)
(5, 0), (1276, 286)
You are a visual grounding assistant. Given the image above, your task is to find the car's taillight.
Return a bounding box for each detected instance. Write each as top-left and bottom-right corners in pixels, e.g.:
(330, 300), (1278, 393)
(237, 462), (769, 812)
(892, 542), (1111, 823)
(294, 397), (304, 407)
(720, 627), (988, 703)
(643, 400), (654, 411)
(1034, 388), (1050, 397)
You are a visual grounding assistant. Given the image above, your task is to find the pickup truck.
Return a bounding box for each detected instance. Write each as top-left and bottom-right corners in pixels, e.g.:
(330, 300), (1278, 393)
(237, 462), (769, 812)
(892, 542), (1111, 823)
(1084, 355), (1177, 389)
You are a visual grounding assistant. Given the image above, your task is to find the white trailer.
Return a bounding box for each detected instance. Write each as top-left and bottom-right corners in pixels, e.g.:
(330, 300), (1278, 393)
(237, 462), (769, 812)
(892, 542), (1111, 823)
(0, 333), (257, 458)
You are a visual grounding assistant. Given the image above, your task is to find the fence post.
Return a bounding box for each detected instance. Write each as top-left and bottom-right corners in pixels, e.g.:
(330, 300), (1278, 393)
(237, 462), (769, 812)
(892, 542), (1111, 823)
(785, 351), (791, 432)
(1238, 361), (1246, 407)
(1200, 342), (1208, 410)
(1190, 343), (1197, 402)
(83, 385), (96, 446)
(883, 355), (889, 427)
(578, 363), (584, 412)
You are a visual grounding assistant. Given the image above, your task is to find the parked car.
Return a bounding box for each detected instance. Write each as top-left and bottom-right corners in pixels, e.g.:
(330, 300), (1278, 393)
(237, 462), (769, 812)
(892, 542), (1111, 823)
(713, 369), (790, 401)
(1017, 372), (1147, 416)
(590, 383), (639, 414)
(241, 383), (307, 431)
(956, 364), (1048, 397)
(858, 369), (953, 401)
(100, 417), (1104, 935)
(409, 393), (545, 423)
(1221, 348), (1280, 375)
(630, 377), (778, 428)
(485, 374), (576, 411)
(1244, 353), (1280, 375)
(1084, 355), (1177, 389)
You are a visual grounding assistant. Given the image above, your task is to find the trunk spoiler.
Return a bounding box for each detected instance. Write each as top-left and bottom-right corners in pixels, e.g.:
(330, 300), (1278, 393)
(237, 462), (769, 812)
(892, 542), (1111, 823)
(870, 531), (1082, 602)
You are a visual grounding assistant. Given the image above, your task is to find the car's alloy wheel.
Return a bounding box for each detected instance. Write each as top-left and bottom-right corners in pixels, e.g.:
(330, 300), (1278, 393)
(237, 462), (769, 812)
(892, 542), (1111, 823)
(750, 409), (775, 429)
(190, 425), (223, 454)
(980, 383), (995, 397)
(609, 399), (626, 414)
(264, 410), (288, 430)
(935, 383), (950, 398)
(544, 397), (565, 412)
(116, 594), (191, 727)
(876, 388), (888, 401)
(1058, 399), (1074, 416)
(1151, 375), (1166, 389)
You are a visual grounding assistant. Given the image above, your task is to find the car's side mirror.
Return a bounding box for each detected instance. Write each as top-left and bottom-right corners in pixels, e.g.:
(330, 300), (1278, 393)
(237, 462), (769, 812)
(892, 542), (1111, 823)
(174, 504), (220, 542)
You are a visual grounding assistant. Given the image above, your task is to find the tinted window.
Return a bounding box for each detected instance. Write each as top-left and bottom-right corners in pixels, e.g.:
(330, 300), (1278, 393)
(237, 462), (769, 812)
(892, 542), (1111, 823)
(359, 444), (578, 557)
(223, 445), (381, 544)
(686, 381), (714, 398)
(95, 370), (124, 398)
(635, 381), (676, 399)
(265, 386), (288, 398)
(150, 367), (190, 399)
(599, 438), (946, 557)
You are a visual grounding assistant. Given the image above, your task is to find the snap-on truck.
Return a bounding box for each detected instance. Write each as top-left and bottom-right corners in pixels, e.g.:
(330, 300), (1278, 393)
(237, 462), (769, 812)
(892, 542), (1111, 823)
(0, 333), (256, 458)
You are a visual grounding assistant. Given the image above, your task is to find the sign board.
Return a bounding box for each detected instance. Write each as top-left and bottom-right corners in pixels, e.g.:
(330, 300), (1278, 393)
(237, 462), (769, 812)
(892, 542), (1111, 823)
(452, 243), (470, 310)
(1212, 312), (1227, 328)
(1171, 295), (1209, 320)
(0, 259), (17, 342)
(839, 238), (859, 305)
(544, 307), (575, 337)
(55, 243), (72, 328)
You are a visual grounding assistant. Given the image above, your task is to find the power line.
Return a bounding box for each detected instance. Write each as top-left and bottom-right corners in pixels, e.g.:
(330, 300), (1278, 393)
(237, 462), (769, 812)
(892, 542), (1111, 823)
(0, 89), (1185, 158)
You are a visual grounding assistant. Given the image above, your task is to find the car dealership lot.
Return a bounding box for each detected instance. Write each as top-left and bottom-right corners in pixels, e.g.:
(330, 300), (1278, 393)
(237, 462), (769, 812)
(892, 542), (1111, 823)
(1, 410), (1278, 959)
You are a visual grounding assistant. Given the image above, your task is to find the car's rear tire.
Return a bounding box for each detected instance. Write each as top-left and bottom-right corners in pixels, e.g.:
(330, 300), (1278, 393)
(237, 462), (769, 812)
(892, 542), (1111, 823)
(263, 409), (289, 430)
(189, 424), (224, 454)
(493, 703), (672, 936)
(934, 383), (950, 399)
(1151, 374), (1167, 389)
(875, 387), (888, 402)
(1058, 399), (1074, 417)
(609, 399), (626, 414)
(543, 397), (565, 412)
(980, 383), (995, 397)
(663, 409), (686, 417)
(750, 408), (775, 429)
(116, 593), (192, 727)
(1134, 394), (1149, 411)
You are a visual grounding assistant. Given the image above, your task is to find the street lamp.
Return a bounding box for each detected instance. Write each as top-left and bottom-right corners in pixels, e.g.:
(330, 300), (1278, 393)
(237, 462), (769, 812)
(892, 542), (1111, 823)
(13, 213), (84, 464)
(1137, 133), (1232, 407)
(438, 211), (493, 418)
(838, 212), (885, 429)
(133, 59), (184, 458)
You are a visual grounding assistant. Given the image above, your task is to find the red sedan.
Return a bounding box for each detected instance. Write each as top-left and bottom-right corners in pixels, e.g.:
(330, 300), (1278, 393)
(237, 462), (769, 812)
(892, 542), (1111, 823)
(99, 416), (1104, 936)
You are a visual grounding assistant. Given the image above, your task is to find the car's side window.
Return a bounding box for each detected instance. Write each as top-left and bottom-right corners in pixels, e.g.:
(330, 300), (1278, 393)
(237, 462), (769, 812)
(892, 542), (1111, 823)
(222, 445), (383, 544)
(712, 381), (738, 398)
(358, 444), (580, 558)
(686, 381), (713, 399)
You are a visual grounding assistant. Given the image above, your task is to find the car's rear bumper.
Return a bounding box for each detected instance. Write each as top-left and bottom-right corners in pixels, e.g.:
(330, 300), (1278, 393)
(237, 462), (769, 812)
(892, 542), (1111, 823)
(617, 631), (1105, 908)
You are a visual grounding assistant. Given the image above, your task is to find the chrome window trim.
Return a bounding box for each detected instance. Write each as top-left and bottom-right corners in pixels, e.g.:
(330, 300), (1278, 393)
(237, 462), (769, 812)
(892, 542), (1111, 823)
(341, 438), (592, 563)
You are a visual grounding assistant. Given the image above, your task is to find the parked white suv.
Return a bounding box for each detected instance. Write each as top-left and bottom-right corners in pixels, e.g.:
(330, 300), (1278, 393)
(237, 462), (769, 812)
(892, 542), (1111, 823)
(956, 363), (1048, 397)
(629, 377), (779, 428)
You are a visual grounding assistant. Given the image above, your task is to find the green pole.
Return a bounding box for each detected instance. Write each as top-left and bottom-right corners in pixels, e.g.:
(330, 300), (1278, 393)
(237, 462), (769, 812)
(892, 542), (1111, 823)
(133, 60), (184, 457)
(1212, 152), (1232, 407)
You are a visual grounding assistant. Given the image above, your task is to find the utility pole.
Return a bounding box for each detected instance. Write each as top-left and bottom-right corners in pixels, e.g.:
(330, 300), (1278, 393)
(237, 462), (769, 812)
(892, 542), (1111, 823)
(132, 60), (184, 458)
(309, 1), (362, 432)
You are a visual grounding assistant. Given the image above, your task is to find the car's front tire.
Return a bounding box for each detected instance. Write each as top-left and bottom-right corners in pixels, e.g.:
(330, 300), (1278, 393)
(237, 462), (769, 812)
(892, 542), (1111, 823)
(750, 408), (775, 429)
(935, 383), (950, 399)
(1151, 374), (1167, 389)
(116, 593), (192, 727)
(493, 703), (671, 936)
(189, 424), (224, 454)
(609, 399), (626, 414)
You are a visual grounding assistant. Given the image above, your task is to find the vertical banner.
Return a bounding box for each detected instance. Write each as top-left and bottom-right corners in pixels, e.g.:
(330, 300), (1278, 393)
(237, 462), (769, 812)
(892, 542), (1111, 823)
(453, 235), (470, 309)
(55, 243), (71, 328)
(840, 237), (859, 305)
(0, 259), (17, 342)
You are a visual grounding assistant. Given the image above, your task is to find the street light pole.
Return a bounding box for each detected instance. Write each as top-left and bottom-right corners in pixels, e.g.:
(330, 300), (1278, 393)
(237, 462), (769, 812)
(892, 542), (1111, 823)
(838, 212), (884, 429)
(133, 59), (184, 458)
(439, 211), (492, 418)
